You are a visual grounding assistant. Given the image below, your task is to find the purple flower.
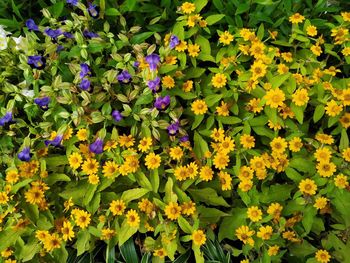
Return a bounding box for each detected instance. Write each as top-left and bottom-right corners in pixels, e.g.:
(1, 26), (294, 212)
(0, 112), (13, 126)
(26, 19), (39, 31)
(117, 70), (132, 83)
(133, 61), (140, 68)
(79, 79), (91, 91)
(83, 29), (99, 39)
(112, 110), (122, 122)
(63, 32), (74, 39)
(18, 147), (31, 162)
(147, 77), (161, 93)
(44, 28), (62, 39)
(34, 96), (50, 110)
(180, 135), (189, 142)
(66, 0), (78, 6)
(45, 135), (63, 147)
(145, 54), (160, 71)
(88, 3), (99, 18)
(80, 63), (91, 78)
(89, 138), (103, 154)
(28, 55), (46, 70)
(169, 35), (180, 49)
(56, 45), (64, 53)
(154, 95), (170, 110)
(167, 121), (180, 136)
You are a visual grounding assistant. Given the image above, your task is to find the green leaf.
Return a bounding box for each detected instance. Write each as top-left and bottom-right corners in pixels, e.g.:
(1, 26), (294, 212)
(260, 184), (294, 203)
(120, 238), (139, 263)
(46, 173), (71, 185)
(289, 158), (315, 174)
(194, 0), (208, 12)
(105, 8), (121, 16)
(313, 104), (325, 123)
(340, 129), (349, 151)
(218, 208), (246, 241)
(289, 240), (317, 257)
(192, 115), (204, 130)
(76, 230), (90, 256)
(193, 132), (209, 159)
(290, 103), (304, 124)
(188, 188), (230, 207)
(131, 32), (154, 44)
(270, 73), (290, 88)
(121, 188), (149, 203)
(196, 35), (211, 55)
(178, 216), (193, 234)
(119, 220), (138, 246)
(49, 1), (64, 18)
(285, 167), (303, 182)
(217, 116), (241, 125)
(185, 68), (205, 78)
(235, 3), (250, 15)
(19, 240), (40, 262)
(205, 14), (225, 25)
(0, 229), (25, 252)
(302, 206), (317, 234)
(205, 94), (222, 107)
(83, 184), (97, 206)
(150, 169), (160, 193)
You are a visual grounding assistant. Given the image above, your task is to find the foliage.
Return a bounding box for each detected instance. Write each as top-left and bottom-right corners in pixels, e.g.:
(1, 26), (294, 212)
(0, 0), (350, 262)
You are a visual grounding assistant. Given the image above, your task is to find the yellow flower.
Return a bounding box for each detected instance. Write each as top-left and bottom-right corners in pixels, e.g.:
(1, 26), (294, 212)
(251, 60), (267, 80)
(238, 166), (254, 181)
(211, 128), (225, 142)
(289, 137), (303, 152)
(257, 225), (273, 240)
(315, 249), (331, 263)
(235, 225), (255, 245)
(138, 137), (152, 152)
(192, 230), (206, 246)
(74, 210), (91, 229)
(340, 112), (350, 128)
(238, 179), (253, 192)
(250, 41), (265, 58)
(5, 170), (19, 184)
(281, 52), (293, 62)
(165, 56), (177, 65)
(138, 198), (155, 215)
(199, 166), (213, 181)
(315, 133), (334, 145)
(199, 19), (207, 27)
(334, 174), (349, 189)
(169, 146), (183, 161)
(187, 14), (201, 27)
(43, 233), (61, 252)
(342, 47), (350, 56)
(218, 136), (235, 154)
(187, 43), (200, 57)
(267, 203), (283, 219)
(88, 174), (99, 184)
(63, 127), (73, 141)
(268, 245), (280, 256)
(82, 158), (99, 175)
(175, 41), (187, 52)
(264, 88), (285, 108)
(126, 209), (140, 227)
(270, 137), (287, 154)
(103, 140), (117, 151)
(341, 11), (350, 21)
(191, 99), (208, 115)
(213, 152), (229, 170)
(240, 28), (255, 41)
(219, 31), (234, 45)
(289, 13), (305, 24)
(216, 101), (230, 116)
(110, 199), (126, 216)
(162, 76), (175, 89)
(212, 73), (227, 88)
(299, 178), (317, 195)
(68, 152), (83, 170)
(25, 186), (44, 205)
(118, 134), (135, 148)
(1, 248), (13, 258)
(311, 45), (322, 56)
(181, 201), (196, 216)
(247, 206), (263, 222)
(218, 171), (232, 190)
(164, 202), (182, 220)
(182, 80), (193, 92)
(61, 221), (74, 241)
(181, 2), (196, 14)
(36, 230), (50, 242)
(102, 161), (119, 178)
(306, 25), (317, 36)
(145, 152), (161, 170)
(314, 148), (332, 163)
(277, 63), (289, 74)
(316, 161), (336, 177)
(314, 197), (328, 210)
(101, 228), (115, 240)
(174, 166), (189, 181)
(153, 248), (167, 258)
(292, 88), (309, 106)
(63, 197), (74, 213)
(343, 148), (350, 162)
(0, 192), (9, 204)
(250, 156), (266, 171)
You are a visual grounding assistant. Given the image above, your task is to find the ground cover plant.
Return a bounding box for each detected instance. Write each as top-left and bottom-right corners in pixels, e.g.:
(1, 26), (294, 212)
(0, 0), (350, 262)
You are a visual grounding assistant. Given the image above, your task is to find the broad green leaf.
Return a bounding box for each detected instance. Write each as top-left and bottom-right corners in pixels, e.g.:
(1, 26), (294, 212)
(205, 14), (225, 25)
(121, 188), (149, 203)
(188, 188), (230, 207)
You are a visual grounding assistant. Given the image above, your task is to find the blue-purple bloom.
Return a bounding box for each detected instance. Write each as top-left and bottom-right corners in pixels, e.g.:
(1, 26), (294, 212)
(117, 70), (132, 83)
(167, 121), (180, 136)
(0, 112), (13, 126)
(80, 63), (91, 78)
(89, 138), (103, 154)
(28, 55), (46, 69)
(133, 61), (140, 68)
(63, 32), (74, 39)
(83, 29), (99, 39)
(180, 135), (189, 142)
(147, 77), (161, 93)
(145, 54), (160, 71)
(34, 96), (51, 110)
(154, 95), (170, 110)
(18, 147), (31, 162)
(56, 45), (64, 53)
(26, 19), (39, 31)
(112, 110), (122, 122)
(79, 79), (91, 91)
(44, 28), (62, 40)
(66, 0), (78, 6)
(88, 3), (99, 18)
(45, 135), (63, 147)
(169, 35), (180, 49)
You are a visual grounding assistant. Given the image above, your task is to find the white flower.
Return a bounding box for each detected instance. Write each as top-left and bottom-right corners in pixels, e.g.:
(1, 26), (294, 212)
(21, 89), (35, 98)
(12, 36), (26, 51)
